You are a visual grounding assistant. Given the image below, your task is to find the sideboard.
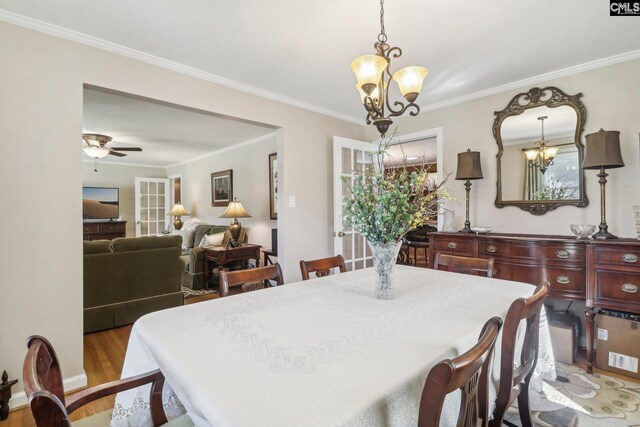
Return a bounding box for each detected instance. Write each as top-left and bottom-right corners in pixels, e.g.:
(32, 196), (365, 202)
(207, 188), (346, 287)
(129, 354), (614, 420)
(83, 221), (127, 241)
(428, 232), (640, 373)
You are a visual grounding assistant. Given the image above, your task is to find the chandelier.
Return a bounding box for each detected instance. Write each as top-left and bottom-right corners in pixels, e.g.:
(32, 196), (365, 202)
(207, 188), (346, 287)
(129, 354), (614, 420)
(351, 0), (428, 136)
(525, 116), (558, 174)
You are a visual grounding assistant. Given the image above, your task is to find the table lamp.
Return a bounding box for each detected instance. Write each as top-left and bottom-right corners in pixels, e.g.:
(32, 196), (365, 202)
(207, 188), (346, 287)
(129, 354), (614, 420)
(455, 149), (484, 233)
(169, 203), (189, 230)
(582, 129), (624, 239)
(220, 198), (251, 247)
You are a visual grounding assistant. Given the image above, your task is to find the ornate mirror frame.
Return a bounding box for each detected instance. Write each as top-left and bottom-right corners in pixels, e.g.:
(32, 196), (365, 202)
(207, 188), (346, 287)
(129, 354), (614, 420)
(493, 86), (588, 215)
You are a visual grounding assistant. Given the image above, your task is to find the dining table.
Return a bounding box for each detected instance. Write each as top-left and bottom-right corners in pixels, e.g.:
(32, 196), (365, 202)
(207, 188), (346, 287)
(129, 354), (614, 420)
(110, 265), (555, 427)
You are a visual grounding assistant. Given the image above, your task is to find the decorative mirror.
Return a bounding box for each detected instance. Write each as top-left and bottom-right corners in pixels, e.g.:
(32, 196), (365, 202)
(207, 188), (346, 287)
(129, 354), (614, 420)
(493, 86), (588, 215)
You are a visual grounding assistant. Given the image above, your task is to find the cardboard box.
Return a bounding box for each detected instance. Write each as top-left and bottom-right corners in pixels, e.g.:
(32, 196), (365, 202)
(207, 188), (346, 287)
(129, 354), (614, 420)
(596, 313), (640, 379)
(549, 320), (577, 364)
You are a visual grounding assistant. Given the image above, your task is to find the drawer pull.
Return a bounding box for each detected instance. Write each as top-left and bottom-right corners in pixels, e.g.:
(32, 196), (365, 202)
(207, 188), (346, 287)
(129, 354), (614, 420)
(487, 245), (497, 253)
(447, 242), (458, 249)
(556, 250), (570, 259)
(622, 254), (638, 263)
(621, 283), (638, 294)
(556, 275), (571, 285)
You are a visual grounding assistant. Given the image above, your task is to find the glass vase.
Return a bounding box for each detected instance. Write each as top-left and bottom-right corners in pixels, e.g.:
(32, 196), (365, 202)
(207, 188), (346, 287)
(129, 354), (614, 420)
(368, 240), (403, 300)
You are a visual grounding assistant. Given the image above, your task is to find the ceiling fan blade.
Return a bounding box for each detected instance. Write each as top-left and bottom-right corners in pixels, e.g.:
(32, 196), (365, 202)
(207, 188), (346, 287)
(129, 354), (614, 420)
(110, 147), (142, 151)
(108, 151), (127, 157)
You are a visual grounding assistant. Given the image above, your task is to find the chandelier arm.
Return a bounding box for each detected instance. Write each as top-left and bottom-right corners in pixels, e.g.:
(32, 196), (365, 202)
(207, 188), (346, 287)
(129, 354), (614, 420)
(387, 101), (420, 118)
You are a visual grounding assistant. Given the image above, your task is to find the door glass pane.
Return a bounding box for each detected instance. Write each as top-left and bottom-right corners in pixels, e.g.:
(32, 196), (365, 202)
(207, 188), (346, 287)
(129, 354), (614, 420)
(149, 195), (157, 207)
(355, 235), (364, 259)
(141, 222), (148, 235)
(354, 150), (366, 172)
(149, 222), (157, 235)
(345, 262), (353, 272)
(149, 182), (156, 195)
(355, 260), (364, 270)
(341, 203), (352, 232)
(343, 232), (353, 259)
(342, 180), (352, 200)
(158, 208), (165, 218)
(342, 147), (352, 174)
(157, 182), (165, 193)
(158, 196), (165, 207)
(140, 181), (148, 194)
(366, 258), (374, 268)
(149, 209), (157, 221)
(158, 220), (167, 232)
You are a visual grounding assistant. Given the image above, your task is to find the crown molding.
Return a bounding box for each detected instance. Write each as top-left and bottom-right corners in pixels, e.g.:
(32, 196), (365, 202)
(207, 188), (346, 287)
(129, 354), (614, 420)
(166, 131), (278, 169)
(419, 49), (640, 114)
(82, 158), (167, 169)
(0, 10), (362, 125)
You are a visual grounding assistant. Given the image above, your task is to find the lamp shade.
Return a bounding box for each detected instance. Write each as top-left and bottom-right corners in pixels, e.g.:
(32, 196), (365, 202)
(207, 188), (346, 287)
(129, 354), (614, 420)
(169, 203), (189, 216)
(583, 129), (624, 169)
(220, 200), (251, 219)
(455, 149), (483, 180)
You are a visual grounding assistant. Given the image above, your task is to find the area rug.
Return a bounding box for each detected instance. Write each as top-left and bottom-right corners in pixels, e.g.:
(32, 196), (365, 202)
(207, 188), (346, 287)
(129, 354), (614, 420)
(505, 362), (640, 426)
(181, 286), (218, 297)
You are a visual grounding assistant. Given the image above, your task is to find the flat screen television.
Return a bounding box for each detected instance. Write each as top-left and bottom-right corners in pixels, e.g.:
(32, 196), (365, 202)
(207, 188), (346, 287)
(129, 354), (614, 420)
(83, 187), (119, 220)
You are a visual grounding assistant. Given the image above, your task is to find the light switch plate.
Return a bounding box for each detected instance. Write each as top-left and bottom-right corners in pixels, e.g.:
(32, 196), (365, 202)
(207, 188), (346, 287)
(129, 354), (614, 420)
(289, 196), (296, 208)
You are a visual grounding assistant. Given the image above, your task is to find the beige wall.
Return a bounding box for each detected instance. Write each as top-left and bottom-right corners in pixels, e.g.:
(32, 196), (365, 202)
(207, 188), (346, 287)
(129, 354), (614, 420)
(167, 135), (278, 250)
(82, 162), (168, 237)
(368, 59), (640, 237)
(0, 21), (364, 402)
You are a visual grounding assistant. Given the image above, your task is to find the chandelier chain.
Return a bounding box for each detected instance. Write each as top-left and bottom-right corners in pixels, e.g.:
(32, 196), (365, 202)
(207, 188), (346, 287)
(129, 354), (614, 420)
(378, 0), (387, 43)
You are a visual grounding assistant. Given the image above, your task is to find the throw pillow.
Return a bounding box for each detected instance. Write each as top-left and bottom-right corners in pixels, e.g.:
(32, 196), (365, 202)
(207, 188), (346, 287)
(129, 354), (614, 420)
(172, 227), (196, 251)
(199, 232), (225, 248)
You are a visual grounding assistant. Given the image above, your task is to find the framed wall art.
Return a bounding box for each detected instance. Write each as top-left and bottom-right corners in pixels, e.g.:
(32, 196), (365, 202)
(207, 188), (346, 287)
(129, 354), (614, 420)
(211, 169), (233, 207)
(269, 153), (277, 220)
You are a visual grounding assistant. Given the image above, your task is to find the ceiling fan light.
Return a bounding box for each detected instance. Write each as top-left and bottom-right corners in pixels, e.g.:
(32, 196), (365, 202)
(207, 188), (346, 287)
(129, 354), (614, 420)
(393, 66), (428, 101)
(351, 55), (387, 94)
(83, 143), (110, 159)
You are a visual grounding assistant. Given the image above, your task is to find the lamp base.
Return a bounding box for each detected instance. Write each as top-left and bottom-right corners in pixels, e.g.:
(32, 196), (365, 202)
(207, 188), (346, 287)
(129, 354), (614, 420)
(459, 226), (473, 233)
(593, 230), (618, 240)
(173, 216), (183, 230)
(229, 219), (242, 246)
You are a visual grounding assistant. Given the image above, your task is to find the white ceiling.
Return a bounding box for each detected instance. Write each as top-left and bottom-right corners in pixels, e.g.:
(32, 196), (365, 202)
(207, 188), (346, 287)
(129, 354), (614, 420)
(501, 105), (577, 144)
(82, 88), (276, 167)
(2, 1), (639, 124)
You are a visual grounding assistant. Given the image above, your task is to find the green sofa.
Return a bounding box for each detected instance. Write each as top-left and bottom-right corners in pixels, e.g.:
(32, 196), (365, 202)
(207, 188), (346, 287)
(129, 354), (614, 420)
(180, 224), (248, 290)
(83, 235), (185, 333)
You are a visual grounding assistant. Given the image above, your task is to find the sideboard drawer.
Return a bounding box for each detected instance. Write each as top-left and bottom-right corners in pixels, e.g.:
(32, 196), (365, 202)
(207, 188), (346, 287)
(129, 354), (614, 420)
(547, 268), (585, 294)
(491, 261), (584, 296)
(478, 240), (583, 263)
(432, 236), (473, 255)
(595, 271), (640, 305)
(83, 224), (100, 234)
(595, 247), (640, 267)
(102, 223), (125, 233)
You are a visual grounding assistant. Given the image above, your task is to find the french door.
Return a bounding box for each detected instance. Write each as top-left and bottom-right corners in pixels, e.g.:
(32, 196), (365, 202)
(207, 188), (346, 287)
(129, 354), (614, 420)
(333, 137), (378, 271)
(135, 177), (170, 237)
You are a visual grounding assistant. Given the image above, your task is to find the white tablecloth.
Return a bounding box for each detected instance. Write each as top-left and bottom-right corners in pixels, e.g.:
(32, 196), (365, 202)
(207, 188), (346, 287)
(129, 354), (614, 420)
(111, 266), (554, 427)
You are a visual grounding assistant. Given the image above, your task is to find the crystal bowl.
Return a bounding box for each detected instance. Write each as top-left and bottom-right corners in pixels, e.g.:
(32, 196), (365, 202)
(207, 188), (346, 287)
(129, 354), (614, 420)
(570, 224), (596, 240)
(470, 226), (492, 234)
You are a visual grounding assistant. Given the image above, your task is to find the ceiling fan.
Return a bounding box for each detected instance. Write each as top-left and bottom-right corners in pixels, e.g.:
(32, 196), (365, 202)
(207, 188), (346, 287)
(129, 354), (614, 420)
(82, 133), (142, 158)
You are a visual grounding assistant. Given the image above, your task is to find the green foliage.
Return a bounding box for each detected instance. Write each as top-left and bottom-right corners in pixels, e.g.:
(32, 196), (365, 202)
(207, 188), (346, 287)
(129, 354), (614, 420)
(342, 134), (453, 244)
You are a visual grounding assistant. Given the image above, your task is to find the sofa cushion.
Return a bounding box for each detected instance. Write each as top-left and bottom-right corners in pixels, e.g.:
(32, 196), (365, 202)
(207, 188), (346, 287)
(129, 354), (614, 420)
(111, 236), (182, 252)
(83, 240), (112, 255)
(193, 225), (228, 250)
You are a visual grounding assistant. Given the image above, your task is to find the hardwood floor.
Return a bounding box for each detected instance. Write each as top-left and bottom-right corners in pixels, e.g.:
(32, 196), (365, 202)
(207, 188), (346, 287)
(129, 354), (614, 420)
(2, 294), (217, 427)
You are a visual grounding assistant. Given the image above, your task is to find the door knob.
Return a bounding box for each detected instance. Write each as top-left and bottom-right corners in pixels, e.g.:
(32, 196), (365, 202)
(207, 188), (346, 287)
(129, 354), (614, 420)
(334, 231), (345, 237)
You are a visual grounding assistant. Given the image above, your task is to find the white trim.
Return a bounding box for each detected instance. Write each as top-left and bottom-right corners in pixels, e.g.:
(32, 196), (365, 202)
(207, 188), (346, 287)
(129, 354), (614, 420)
(0, 10), (361, 125)
(166, 131), (278, 169)
(419, 49), (640, 114)
(2, 10), (638, 126)
(10, 371), (87, 409)
(82, 159), (166, 169)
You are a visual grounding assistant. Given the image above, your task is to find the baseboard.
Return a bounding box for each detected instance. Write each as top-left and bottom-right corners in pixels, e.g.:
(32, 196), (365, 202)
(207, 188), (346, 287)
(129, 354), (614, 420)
(9, 371), (88, 410)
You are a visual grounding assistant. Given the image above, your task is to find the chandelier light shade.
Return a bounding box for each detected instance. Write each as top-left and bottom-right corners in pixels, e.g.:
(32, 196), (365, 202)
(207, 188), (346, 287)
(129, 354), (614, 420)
(583, 129), (624, 240)
(351, 0), (429, 136)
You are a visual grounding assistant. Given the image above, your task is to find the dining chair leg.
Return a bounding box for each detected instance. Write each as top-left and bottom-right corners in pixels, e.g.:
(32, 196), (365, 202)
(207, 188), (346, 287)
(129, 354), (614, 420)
(517, 374), (534, 427)
(489, 398), (508, 427)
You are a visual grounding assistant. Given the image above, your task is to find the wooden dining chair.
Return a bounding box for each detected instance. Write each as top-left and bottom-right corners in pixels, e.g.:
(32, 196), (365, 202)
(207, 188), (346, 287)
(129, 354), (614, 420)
(490, 283), (549, 427)
(219, 263), (284, 297)
(23, 335), (193, 427)
(433, 253), (495, 278)
(241, 282), (266, 293)
(418, 316), (503, 427)
(299, 255), (346, 280)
